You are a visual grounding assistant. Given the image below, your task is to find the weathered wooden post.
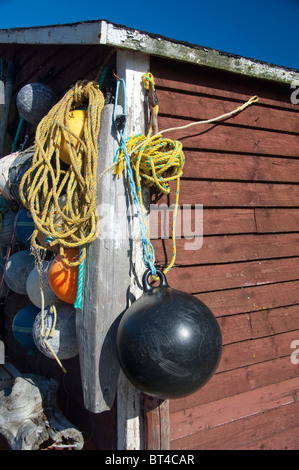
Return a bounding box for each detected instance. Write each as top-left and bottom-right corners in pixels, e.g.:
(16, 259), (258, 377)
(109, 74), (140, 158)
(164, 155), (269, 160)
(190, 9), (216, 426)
(76, 49), (170, 450)
(115, 50), (150, 450)
(76, 102), (131, 413)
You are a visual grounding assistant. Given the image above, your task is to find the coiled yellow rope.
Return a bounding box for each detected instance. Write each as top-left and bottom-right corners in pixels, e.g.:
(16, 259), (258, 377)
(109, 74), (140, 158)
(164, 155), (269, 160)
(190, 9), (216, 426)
(19, 80), (105, 266)
(114, 73), (185, 275)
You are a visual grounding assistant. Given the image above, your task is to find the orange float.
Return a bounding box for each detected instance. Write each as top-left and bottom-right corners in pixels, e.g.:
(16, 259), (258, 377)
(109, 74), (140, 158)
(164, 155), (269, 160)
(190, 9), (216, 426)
(48, 248), (79, 304)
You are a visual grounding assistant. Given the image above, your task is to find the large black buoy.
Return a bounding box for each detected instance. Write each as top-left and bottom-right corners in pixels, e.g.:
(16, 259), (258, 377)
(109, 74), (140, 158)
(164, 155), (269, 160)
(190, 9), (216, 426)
(116, 269), (222, 399)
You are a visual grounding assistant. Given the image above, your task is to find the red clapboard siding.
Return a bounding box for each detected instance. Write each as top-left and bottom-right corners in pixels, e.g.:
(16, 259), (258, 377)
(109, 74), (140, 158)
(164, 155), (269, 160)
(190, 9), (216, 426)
(151, 55), (298, 112)
(238, 426), (299, 450)
(219, 304), (299, 344)
(149, 208), (257, 236)
(150, 207), (299, 236)
(182, 152), (299, 182)
(159, 179), (299, 207)
(171, 401), (299, 450)
(196, 280), (299, 317)
(152, 233), (299, 265)
(157, 89), (299, 134)
(159, 116), (299, 157)
(150, 55), (299, 450)
(170, 376), (299, 443)
(165, 257), (299, 294)
(217, 330), (298, 373)
(170, 356), (299, 413)
(255, 208), (299, 233)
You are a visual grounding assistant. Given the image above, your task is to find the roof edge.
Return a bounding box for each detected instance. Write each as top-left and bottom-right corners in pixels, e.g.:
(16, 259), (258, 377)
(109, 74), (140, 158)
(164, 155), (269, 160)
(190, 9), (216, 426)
(100, 22), (299, 85)
(0, 19), (298, 85)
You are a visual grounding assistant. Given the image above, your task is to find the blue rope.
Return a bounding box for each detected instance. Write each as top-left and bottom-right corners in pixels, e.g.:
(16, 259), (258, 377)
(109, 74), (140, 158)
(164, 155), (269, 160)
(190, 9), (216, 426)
(113, 78), (156, 276)
(74, 245), (85, 309)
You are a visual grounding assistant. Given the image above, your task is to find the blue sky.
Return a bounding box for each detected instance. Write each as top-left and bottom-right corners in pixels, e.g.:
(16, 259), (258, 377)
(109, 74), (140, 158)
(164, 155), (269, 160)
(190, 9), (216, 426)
(0, 0), (298, 70)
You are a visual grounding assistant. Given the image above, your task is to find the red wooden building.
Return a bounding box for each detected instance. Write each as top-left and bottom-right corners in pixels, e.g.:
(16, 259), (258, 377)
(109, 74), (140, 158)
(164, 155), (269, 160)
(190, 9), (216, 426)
(0, 20), (298, 450)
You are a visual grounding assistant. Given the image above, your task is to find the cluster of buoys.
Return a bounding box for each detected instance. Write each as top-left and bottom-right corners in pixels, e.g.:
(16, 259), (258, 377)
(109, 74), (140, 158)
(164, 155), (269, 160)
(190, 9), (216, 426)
(0, 82), (83, 364)
(0, 208), (79, 361)
(0, 169), (80, 361)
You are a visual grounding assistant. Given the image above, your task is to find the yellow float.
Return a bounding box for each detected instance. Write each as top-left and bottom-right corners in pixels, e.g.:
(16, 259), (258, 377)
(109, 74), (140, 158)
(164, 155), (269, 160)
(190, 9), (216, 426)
(59, 109), (85, 165)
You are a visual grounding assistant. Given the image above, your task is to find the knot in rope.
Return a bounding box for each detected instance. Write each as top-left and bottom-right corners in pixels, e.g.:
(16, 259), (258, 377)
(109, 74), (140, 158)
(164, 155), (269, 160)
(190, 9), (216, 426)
(142, 72), (156, 91)
(73, 80), (95, 104)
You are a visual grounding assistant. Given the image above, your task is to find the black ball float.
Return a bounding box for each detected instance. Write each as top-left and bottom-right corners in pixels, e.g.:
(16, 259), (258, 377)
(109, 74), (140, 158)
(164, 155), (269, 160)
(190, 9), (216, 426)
(116, 268), (222, 399)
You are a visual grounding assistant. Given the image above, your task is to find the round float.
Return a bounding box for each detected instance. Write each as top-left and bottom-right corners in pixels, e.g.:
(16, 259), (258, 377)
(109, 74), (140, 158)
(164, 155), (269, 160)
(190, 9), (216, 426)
(16, 208), (35, 246)
(16, 83), (57, 125)
(12, 304), (40, 349)
(26, 260), (59, 309)
(33, 302), (78, 360)
(48, 248), (79, 304)
(4, 250), (35, 295)
(117, 268), (222, 399)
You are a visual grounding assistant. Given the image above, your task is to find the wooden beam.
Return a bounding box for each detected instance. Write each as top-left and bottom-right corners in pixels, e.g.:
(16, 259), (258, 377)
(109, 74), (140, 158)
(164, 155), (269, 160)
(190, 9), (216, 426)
(144, 397), (170, 450)
(115, 50), (170, 450)
(76, 103), (131, 413)
(115, 49), (148, 451)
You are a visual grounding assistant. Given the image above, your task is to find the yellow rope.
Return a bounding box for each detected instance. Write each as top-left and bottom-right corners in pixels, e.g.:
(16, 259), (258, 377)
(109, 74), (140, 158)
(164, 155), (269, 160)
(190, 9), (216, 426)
(142, 72), (159, 116)
(114, 73), (185, 275)
(40, 285), (67, 373)
(115, 132), (184, 275)
(19, 80), (105, 266)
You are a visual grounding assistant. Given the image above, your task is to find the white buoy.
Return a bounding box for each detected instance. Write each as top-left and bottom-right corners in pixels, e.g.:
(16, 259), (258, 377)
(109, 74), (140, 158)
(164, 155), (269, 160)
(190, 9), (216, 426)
(8, 147), (34, 207)
(4, 250), (35, 294)
(26, 260), (59, 309)
(32, 302), (78, 360)
(0, 151), (19, 200)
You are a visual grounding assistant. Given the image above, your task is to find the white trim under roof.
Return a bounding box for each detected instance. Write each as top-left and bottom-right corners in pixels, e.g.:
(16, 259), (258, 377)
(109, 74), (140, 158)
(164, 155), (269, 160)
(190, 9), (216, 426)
(0, 19), (298, 85)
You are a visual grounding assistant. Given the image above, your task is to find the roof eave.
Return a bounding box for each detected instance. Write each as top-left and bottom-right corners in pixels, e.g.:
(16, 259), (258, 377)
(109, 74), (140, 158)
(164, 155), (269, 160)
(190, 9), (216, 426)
(0, 19), (298, 85)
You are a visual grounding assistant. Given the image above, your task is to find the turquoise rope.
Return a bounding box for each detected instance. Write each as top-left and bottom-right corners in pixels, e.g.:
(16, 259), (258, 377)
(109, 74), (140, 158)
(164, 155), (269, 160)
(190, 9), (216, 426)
(72, 65), (109, 310)
(114, 78), (156, 276)
(98, 65), (109, 90)
(73, 63), (108, 310)
(74, 245), (84, 309)
(11, 115), (24, 153)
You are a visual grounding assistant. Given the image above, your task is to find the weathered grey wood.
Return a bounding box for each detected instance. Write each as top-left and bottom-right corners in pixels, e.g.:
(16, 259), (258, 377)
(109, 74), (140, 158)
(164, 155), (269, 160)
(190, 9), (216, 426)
(0, 374), (84, 450)
(76, 103), (131, 413)
(115, 50), (150, 450)
(0, 61), (16, 157)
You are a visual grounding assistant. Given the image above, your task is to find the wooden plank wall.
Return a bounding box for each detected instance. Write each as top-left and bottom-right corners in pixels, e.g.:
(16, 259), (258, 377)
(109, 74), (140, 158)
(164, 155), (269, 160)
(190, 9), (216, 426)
(0, 43), (114, 150)
(150, 56), (299, 450)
